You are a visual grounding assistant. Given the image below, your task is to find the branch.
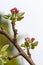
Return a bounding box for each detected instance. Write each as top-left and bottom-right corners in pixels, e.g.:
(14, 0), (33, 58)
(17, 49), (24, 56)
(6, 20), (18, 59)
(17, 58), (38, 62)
(8, 52), (21, 60)
(0, 28), (35, 65)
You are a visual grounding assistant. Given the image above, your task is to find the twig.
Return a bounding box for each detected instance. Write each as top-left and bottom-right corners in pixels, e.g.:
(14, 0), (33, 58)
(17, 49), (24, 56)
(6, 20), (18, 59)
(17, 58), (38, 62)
(11, 22), (17, 42)
(0, 28), (35, 65)
(27, 47), (31, 58)
(8, 52), (21, 60)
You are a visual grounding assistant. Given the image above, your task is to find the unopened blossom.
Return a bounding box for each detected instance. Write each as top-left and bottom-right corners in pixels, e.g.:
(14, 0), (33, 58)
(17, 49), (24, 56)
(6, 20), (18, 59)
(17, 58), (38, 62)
(31, 37), (35, 42)
(25, 37), (31, 42)
(10, 7), (19, 13)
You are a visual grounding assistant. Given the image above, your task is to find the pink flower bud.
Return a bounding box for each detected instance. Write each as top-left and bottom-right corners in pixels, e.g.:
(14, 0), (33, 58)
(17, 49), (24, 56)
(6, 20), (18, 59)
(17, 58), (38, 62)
(10, 7), (19, 13)
(31, 37), (35, 42)
(25, 37), (31, 42)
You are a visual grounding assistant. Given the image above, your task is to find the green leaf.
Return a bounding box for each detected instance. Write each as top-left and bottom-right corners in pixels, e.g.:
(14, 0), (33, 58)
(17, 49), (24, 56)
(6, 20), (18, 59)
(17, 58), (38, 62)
(32, 41), (38, 46)
(31, 41), (38, 49)
(20, 12), (25, 16)
(25, 41), (30, 47)
(10, 16), (16, 20)
(17, 12), (24, 21)
(21, 41), (30, 48)
(31, 45), (35, 49)
(17, 12), (25, 16)
(21, 44), (25, 47)
(17, 16), (24, 21)
(3, 15), (9, 19)
(1, 44), (9, 52)
(1, 57), (8, 64)
(3, 14), (10, 19)
(0, 57), (8, 65)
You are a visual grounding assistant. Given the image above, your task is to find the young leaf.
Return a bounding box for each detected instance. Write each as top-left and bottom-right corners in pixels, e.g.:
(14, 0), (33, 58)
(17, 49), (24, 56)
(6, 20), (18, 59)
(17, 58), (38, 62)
(31, 45), (35, 49)
(25, 41), (30, 47)
(10, 16), (16, 20)
(1, 44), (9, 52)
(32, 41), (38, 46)
(17, 12), (24, 21)
(3, 15), (9, 19)
(21, 44), (25, 47)
(20, 12), (25, 16)
(17, 16), (24, 21)
(17, 12), (25, 16)
(3, 14), (11, 19)
(31, 41), (38, 49)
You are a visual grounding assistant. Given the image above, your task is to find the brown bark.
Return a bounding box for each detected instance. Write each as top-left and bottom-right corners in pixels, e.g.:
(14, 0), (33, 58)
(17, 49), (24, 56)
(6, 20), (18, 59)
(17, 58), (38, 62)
(0, 28), (35, 65)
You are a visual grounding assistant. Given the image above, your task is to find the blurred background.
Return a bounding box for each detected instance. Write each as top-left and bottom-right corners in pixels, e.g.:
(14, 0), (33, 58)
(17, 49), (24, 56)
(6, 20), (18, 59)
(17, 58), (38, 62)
(0, 0), (43, 65)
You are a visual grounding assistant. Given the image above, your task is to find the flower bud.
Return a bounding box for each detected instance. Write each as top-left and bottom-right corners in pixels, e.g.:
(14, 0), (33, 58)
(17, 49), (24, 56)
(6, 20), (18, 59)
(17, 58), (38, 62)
(31, 37), (35, 42)
(25, 37), (31, 42)
(10, 7), (19, 13)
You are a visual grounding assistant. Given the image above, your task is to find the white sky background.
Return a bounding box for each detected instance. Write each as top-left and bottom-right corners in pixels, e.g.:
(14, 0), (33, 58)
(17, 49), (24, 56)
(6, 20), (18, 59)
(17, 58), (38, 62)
(0, 0), (43, 65)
